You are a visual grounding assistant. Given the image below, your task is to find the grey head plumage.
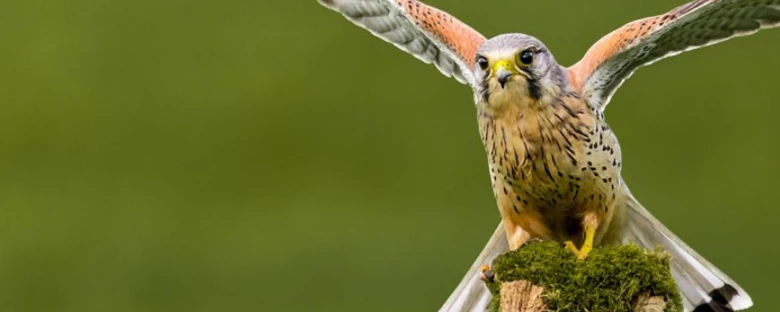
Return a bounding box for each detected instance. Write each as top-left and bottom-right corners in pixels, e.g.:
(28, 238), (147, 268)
(473, 34), (569, 104)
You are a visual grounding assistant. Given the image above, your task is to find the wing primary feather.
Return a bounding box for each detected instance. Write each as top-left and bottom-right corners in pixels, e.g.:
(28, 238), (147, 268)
(569, 0), (780, 110)
(319, 0), (486, 86)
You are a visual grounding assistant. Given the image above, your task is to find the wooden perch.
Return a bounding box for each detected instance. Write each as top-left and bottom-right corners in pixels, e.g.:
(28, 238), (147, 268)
(483, 241), (682, 312)
(498, 280), (666, 312)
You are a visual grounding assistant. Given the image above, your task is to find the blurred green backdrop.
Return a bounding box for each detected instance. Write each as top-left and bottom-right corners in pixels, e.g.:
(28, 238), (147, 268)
(0, 0), (778, 311)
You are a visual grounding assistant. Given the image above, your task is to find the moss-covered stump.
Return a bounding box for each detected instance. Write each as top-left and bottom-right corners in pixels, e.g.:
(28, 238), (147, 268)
(484, 240), (683, 312)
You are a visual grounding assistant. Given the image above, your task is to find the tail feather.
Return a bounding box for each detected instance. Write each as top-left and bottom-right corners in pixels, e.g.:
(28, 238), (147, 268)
(438, 223), (508, 312)
(623, 194), (752, 311)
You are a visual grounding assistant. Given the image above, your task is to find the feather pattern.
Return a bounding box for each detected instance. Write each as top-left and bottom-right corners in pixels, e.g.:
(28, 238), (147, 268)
(621, 188), (752, 311)
(569, 0), (780, 110)
(318, 0), (486, 86)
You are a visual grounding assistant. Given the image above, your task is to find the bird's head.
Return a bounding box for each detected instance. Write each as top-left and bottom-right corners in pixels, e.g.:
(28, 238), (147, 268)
(474, 34), (566, 110)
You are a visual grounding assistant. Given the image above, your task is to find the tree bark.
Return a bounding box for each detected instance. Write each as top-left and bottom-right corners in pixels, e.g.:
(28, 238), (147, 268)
(498, 280), (667, 312)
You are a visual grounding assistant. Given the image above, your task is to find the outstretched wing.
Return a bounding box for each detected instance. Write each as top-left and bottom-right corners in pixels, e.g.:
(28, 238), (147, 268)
(568, 0), (780, 110)
(319, 0), (486, 86)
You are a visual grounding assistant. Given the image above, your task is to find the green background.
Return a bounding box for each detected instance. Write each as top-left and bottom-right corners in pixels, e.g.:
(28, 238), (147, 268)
(1, 0), (778, 311)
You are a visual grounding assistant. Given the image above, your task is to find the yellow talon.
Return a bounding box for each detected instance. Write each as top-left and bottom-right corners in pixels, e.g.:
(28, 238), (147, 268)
(565, 226), (596, 260)
(564, 241), (579, 254)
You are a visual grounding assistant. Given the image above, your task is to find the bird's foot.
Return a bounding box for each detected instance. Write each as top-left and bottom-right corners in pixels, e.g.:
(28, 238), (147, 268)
(564, 240), (579, 254)
(479, 264), (495, 282)
(564, 226), (596, 260)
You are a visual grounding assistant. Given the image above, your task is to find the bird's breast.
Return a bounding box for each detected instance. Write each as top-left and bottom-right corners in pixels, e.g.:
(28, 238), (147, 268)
(479, 103), (586, 205)
(477, 97), (623, 239)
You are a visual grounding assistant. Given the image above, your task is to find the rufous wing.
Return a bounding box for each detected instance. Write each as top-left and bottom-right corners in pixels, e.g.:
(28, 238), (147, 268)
(568, 0), (780, 111)
(319, 0), (486, 86)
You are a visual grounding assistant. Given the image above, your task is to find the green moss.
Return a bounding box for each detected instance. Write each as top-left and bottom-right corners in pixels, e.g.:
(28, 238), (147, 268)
(487, 240), (682, 312)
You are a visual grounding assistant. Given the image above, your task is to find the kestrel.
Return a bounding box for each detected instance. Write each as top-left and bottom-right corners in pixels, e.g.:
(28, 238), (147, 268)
(319, 0), (779, 310)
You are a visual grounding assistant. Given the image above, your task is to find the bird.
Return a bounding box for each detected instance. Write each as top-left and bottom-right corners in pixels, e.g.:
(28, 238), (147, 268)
(318, 0), (779, 310)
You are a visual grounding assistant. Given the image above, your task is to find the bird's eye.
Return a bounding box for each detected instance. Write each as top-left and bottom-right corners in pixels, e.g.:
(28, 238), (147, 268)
(476, 56), (489, 70)
(518, 49), (534, 65)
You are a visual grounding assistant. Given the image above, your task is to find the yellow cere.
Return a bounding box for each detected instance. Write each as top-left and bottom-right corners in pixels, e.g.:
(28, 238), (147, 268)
(491, 59), (516, 77)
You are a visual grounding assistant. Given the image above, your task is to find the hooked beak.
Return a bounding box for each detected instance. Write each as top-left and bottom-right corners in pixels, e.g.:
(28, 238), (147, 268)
(492, 60), (516, 89)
